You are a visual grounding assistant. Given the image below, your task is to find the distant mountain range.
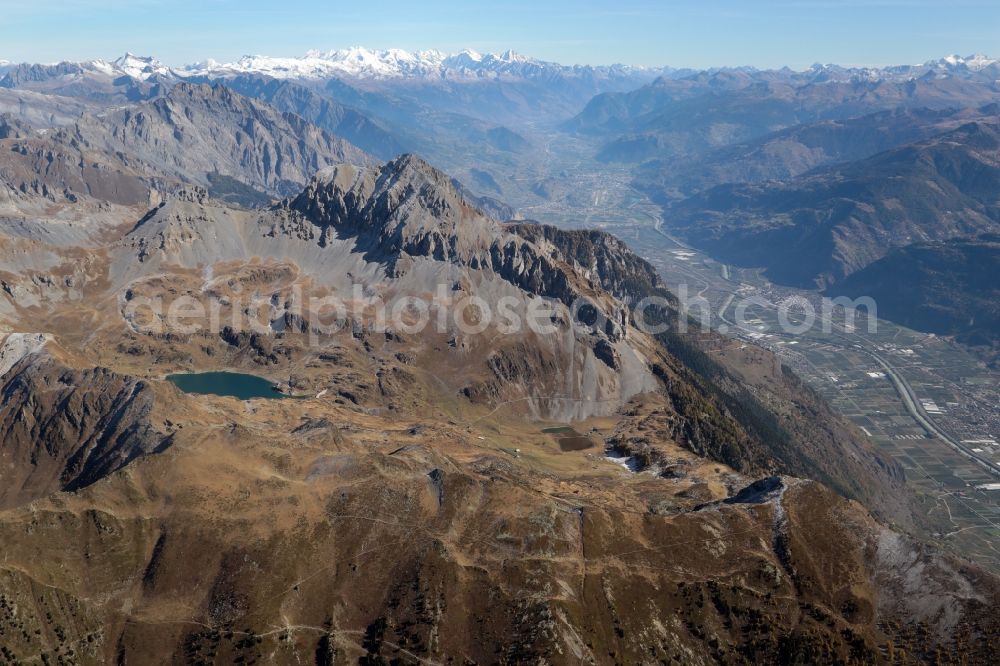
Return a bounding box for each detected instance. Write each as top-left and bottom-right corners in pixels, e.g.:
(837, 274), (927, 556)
(185, 47), (669, 82)
(0, 49), (670, 177)
(551, 56), (1000, 356)
(569, 55), (1000, 163)
(0, 48), (671, 86)
(637, 105), (1000, 198)
(4, 50), (997, 86)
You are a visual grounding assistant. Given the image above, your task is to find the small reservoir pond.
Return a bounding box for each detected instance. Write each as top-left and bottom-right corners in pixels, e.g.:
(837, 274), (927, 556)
(542, 426), (597, 452)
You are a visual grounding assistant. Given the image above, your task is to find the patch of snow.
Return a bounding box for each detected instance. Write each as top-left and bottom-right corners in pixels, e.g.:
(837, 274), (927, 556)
(604, 446), (644, 472)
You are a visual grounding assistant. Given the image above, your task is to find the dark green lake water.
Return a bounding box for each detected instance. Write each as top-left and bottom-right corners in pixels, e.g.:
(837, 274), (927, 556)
(166, 372), (285, 400)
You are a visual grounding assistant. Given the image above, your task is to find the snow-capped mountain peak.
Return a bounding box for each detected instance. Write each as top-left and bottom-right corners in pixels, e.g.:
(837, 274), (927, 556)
(112, 52), (171, 79)
(939, 53), (998, 70)
(497, 49), (528, 64)
(87, 52), (173, 81)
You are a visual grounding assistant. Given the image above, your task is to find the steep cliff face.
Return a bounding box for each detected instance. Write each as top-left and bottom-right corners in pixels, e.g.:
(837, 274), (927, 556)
(506, 221), (666, 303)
(0, 114), (33, 139)
(0, 348), (168, 509)
(0, 84), (378, 209)
(204, 74), (406, 159)
(287, 155), (501, 262)
(286, 156), (634, 322)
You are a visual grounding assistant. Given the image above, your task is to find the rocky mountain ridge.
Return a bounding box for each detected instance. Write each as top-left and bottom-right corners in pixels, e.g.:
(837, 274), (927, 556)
(70, 82), (373, 199)
(0, 82), (375, 208)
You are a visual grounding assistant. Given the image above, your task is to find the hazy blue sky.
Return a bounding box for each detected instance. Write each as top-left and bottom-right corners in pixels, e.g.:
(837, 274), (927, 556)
(2, 0), (998, 69)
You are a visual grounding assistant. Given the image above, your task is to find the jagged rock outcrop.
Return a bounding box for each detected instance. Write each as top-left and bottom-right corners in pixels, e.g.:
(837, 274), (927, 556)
(287, 154), (501, 261)
(0, 83), (376, 207)
(0, 113), (32, 139)
(286, 156), (627, 318)
(507, 221), (666, 303)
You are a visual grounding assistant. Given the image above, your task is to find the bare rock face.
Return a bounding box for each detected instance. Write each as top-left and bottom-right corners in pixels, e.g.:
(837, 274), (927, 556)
(67, 82), (374, 200)
(288, 154), (501, 261)
(0, 89), (97, 129)
(507, 221), (667, 303)
(287, 156), (626, 316)
(0, 84), (375, 208)
(205, 74), (406, 160)
(0, 60), (162, 103)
